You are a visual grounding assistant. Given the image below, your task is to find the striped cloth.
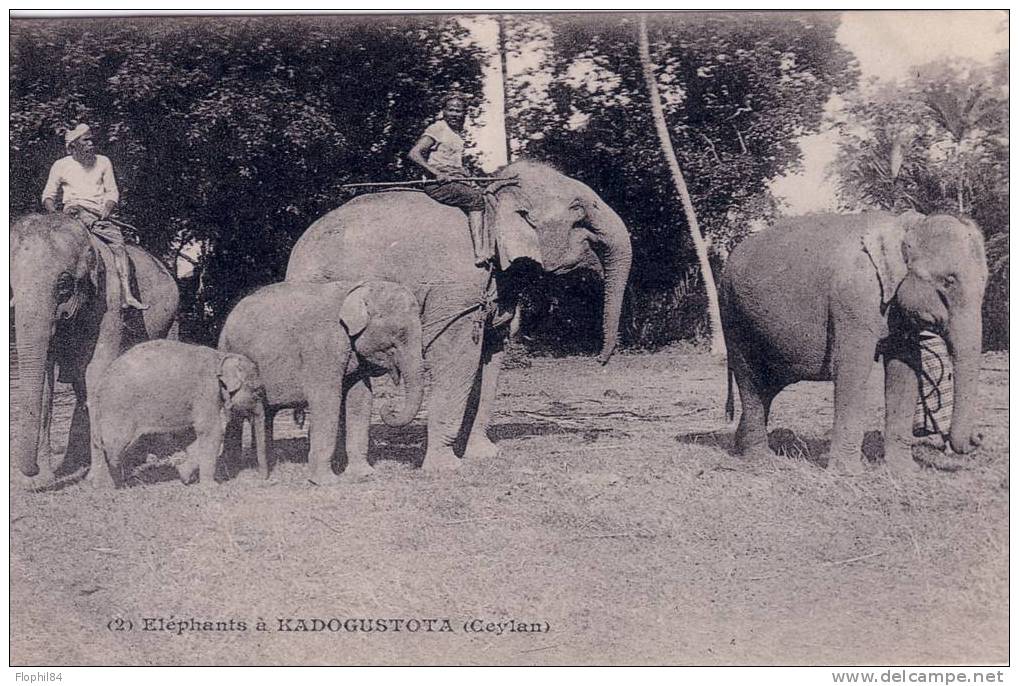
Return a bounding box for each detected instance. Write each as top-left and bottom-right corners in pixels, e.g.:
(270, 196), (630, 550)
(913, 332), (953, 439)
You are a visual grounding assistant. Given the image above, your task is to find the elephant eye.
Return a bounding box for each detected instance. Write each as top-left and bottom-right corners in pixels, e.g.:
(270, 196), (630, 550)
(942, 274), (958, 289)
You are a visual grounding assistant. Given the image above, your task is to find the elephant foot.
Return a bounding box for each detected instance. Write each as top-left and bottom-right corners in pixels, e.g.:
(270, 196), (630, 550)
(827, 453), (866, 476)
(737, 442), (775, 460)
(197, 478), (219, 491)
(421, 447), (461, 472)
(341, 462), (375, 481)
(17, 466), (55, 491)
(308, 469), (343, 487)
(88, 465), (117, 491)
(733, 434), (768, 457)
(883, 445), (921, 475)
(464, 435), (500, 461)
(47, 453), (66, 476)
(175, 457), (199, 485)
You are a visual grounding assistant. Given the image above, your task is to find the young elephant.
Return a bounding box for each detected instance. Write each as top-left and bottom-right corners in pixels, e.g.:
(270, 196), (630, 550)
(89, 340), (265, 488)
(218, 280), (424, 484)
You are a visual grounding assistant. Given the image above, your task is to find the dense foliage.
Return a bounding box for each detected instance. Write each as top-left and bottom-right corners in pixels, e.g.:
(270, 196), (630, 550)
(22, 15), (1001, 353)
(502, 13), (857, 350)
(831, 54), (1008, 348)
(11, 16), (483, 342)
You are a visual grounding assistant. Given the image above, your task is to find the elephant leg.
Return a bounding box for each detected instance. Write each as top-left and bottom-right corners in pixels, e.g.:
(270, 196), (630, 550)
(340, 377), (374, 480)
(307, 388), (345, 486)
(249, 405), (268, 480)
(730, 346), (775, 456)
(221, 414), (244, 471)
(62, 378), (94, 476)
(828, 344), (876, 474)
(463, 329), (505, 461)
(422, 313), (483, 471)
(265, 409), (275, 467)
(883, 353), (921, 473)
(82, 348), (119, 482)
(195, 432), (224, 489)
(186, 411), (226, 488)
(734, 384), (778, 457)
(90, 425), (128, 490)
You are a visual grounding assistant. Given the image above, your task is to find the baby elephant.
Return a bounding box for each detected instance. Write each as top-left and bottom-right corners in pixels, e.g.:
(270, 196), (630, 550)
(89, 340), (265, 488)
(218, 279), (424, 484)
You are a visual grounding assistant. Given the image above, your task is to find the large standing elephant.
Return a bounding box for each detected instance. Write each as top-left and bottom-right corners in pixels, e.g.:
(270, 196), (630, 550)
(286, 161), (633, 471)
(10, 213), (179, 483)
(720, 211), (987, 473)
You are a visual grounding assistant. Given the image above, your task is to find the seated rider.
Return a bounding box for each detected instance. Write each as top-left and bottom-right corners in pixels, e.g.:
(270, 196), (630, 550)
(42, 123), (147, 310)
(408, 93), (494, 267)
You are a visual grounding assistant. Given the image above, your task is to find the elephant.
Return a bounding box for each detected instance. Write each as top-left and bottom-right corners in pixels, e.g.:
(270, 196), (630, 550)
(218, 279), (425, 484)
(286, 160), (633, 471)
(90, 340), (265, 488)
(720, 210), (988, 473)
(10, 212), (179, 484)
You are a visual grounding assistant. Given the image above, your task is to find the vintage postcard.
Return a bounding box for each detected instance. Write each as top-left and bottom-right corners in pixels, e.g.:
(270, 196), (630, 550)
(8, 10), (1008, 668)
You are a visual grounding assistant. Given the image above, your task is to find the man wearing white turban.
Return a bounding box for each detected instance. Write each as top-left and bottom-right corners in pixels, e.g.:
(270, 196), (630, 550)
(42, 123), (147, 309)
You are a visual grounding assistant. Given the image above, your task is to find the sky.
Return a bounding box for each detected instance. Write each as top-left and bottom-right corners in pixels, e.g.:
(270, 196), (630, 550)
(465, 11), (1008, 213)
(771, 10), (1008, 213)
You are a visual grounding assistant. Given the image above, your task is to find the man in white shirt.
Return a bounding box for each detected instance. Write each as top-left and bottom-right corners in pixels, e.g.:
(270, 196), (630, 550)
(42, 124), (147, 309)
(409, 94), (492, 267)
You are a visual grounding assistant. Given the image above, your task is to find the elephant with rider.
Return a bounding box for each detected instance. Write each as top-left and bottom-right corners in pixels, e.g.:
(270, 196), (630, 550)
(11, 213), (179, 485)
(286, 160), (633, 472)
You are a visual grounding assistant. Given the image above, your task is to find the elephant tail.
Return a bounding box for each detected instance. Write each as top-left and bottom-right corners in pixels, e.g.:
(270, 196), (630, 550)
(725, 367), (735, 423)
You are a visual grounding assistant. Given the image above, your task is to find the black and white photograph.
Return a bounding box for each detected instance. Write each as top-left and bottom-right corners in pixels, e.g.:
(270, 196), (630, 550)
(7, 10), (1009, 668)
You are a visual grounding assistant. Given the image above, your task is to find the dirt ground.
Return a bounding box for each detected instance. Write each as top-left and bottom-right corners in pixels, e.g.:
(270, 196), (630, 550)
(9, 347), (1009, 665)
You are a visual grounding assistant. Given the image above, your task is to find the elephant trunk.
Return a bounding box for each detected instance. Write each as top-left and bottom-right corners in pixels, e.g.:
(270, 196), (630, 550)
(945, 309), (983, 454)
(380, 341), (425, 427)
(589, 203), (633, 365)
(12, 308), (52, 477)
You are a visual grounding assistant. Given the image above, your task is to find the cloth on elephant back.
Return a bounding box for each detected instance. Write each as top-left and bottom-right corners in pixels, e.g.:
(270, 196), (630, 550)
(913, 331), (953, 439)
(83, 218), (126, 248)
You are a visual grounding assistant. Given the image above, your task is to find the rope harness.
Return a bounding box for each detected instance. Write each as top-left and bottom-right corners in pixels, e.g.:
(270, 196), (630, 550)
(913, 332), (953, 439)
(419, 270), (498, 351)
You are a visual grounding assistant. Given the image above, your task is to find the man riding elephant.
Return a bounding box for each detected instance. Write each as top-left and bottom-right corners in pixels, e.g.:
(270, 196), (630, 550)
(409, 92), (493, 267)
(41, 123), (147, 310)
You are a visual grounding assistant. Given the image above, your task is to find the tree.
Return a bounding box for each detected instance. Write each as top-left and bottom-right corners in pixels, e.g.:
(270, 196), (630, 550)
(637, 14), (724, 357)
(503, 13), (856, 350)
(832, 53), (1008, 349)
(10, 16), (484, 343)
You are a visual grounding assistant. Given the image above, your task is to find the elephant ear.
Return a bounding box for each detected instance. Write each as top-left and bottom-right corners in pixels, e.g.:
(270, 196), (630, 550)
(861, 212), (922, 307)
(339, 284), (370, 337)
(218, 354), (248, 397)
(56, 245), (100, 321)
(490, 185), (543, 270)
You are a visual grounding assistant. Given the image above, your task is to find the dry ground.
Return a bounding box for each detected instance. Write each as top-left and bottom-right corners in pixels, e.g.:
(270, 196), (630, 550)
(9, 347), (1009, 665)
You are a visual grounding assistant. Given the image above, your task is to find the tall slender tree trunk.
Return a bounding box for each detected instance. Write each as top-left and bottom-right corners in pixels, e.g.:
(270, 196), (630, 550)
(637, 15), (725, 357)
(497, 15), (513, 165)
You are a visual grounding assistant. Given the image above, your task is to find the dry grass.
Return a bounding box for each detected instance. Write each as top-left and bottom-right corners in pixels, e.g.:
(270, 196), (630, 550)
(9, 349), (1008, 665)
